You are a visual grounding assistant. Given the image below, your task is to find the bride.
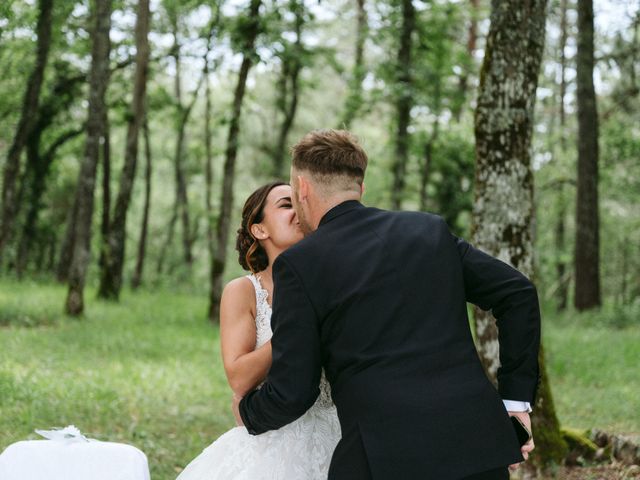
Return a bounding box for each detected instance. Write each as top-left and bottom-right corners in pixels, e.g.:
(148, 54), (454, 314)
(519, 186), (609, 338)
(177, 181), (341, 480)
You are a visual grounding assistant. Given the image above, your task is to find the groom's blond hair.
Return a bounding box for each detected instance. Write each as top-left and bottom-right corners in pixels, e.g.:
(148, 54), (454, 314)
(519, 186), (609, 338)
(291, 130), (367, 194)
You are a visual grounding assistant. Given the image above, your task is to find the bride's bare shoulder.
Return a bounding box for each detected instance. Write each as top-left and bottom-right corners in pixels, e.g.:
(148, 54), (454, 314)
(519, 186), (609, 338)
(221, 276), (255, 305)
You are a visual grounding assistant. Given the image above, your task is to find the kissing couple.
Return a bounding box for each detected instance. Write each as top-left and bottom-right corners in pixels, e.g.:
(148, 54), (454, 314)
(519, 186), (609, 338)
(177, 129), (540, 480)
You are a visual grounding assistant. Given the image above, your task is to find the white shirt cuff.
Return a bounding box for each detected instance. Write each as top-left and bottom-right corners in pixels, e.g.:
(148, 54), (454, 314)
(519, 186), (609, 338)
(502, 400), (532, 413)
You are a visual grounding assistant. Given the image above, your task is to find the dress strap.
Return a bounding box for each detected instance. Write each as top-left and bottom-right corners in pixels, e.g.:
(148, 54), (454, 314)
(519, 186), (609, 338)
(246, 274), (270, 311)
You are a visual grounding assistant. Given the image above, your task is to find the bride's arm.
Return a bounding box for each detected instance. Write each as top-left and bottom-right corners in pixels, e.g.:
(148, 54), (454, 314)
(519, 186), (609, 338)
(220, 278), (272, 398)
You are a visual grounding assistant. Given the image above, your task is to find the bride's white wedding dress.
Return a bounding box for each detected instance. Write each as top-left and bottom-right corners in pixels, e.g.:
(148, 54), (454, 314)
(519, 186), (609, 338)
(177, 274), (341, 480)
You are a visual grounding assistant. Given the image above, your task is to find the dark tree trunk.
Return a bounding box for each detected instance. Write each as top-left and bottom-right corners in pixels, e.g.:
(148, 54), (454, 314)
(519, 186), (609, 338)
(209, 0), (262, 322)
(272, 2), (304, 178)
(97, 0), (150, 300)
(555, 0), (569, 311)
(98, 109), (111, 273)
(157, 21), (205, 272)
(555, 190), (569, 311)
(65, 0), (112, 315)
(390, 0), (415, 211)
(339, 0), (367, 129)
(574, 0), (601, 310)
(0, 0), (54, 265)
(16, 128), (82, 276)
(454, 0), (478, 121)
(419, 124), (437, 212)
(473, 0), (567, 467)
(57, 197), (78, 282)
(131, 113), (152, 289)
(204, 50), (215, 269)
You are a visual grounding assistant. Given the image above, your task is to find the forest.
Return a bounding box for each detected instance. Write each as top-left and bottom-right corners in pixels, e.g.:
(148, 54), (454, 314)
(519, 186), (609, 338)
(1, 0), (639, 478)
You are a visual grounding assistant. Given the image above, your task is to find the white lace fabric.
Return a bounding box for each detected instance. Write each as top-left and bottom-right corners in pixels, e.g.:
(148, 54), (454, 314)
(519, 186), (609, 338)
(176, 274), (341, 480)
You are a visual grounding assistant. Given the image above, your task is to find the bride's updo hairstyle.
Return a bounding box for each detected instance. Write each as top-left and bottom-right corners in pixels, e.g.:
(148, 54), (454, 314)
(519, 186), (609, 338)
(236, 181), (288, 273)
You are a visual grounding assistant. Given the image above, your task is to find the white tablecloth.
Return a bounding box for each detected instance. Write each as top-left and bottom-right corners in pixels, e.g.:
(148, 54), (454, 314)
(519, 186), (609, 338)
(0, 440), (151, 480)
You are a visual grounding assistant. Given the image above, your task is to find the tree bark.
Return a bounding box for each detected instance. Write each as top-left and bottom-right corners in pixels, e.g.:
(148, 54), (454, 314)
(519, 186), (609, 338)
(209, 0), (262, 322)
(65, 0), (112, 315)
(57, 197), (78, 282)
(454, 0), (479, 121)
(131, 113), (152, 289)
(97, 109), (111, 274)
(339, 0), (367, 129)
(574, 0), (601, 310)
(16, 127), (82, 276)
(555, 0), (569, 311)
(473, 0), (567, 466)
(97, 0), (150, 299)
(0, 0), (54, 265)
(272, 1), (304, 178)
(390, 0), (415, 211)
(204, 47), (215, 272)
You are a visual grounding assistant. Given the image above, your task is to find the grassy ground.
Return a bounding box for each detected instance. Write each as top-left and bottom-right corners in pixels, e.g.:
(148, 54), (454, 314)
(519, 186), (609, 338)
(1, 279), (639, 479)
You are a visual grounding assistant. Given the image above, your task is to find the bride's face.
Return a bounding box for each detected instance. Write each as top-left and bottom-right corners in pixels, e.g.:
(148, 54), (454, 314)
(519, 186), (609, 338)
(254, 185), (303, 250)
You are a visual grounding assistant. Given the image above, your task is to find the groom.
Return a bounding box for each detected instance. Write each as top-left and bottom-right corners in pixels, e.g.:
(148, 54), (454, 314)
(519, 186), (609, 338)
(237, 130), (540, 479)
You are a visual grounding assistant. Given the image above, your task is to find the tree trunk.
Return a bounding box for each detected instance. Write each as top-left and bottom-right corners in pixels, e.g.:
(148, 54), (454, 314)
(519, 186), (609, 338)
(209, 0), (262, 322)
(555, 190), (569, 311)
(272, 2), (304, 178)
(555, 0), (569, 311)
(419, 118), (439, 213)
(454, 0), (478, 121)
(16, 128), (82, 276)
(98, 109), (111, 273)
(131, 113), (152, 289)
(390, 0), (415, 211)
(473, 0), (567, 467)
(574, 0), (601, 310)
(57, 197), (78, 282)
(339, 0), (367, 129)
(0, 0), (54, 265)
(204, 51), (215, 271)
(65, 0), (112, 315)
(97, 0), (150, 300)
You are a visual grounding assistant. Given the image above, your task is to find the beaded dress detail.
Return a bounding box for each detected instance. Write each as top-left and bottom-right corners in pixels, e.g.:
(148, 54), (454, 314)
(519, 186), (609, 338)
(176, 274), (341, 480)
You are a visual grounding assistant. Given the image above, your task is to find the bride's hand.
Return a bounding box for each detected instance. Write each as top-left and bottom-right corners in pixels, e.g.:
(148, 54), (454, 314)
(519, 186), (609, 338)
(232, 393), (244, 426)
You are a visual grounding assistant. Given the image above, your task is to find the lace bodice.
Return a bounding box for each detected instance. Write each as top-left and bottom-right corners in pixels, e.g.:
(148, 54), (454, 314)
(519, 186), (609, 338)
(247, 274), (334, 408)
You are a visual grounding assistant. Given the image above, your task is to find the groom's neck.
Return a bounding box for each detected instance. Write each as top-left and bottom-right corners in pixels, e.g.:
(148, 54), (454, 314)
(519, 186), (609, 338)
(310, 192), (361, 231)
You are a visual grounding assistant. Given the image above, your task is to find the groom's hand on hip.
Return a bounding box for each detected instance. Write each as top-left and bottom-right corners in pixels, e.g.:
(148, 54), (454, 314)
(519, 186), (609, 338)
(508, 411), (534, 471)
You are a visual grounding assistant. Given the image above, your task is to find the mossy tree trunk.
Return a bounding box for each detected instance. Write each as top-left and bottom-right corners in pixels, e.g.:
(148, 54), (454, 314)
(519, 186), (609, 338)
(473, 0), (567, 468)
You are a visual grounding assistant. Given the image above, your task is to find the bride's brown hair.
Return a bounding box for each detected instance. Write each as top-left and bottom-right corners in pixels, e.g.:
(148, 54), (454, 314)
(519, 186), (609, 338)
(236, 181), (288, 273)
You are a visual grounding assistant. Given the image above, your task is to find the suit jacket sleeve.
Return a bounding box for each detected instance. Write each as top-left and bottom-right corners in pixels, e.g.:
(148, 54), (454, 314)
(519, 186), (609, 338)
(239, 254), (321, 435)
(453, 231), (541, 403)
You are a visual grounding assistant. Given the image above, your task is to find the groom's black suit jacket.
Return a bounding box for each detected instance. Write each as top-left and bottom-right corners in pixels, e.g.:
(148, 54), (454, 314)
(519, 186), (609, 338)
(240, 201), (540, 479)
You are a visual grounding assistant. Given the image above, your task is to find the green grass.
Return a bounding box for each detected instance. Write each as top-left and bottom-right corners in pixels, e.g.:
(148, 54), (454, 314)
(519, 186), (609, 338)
(0, 279), (232, 480)
(1, 279), (639, 479)
(543, 304), (640, 439)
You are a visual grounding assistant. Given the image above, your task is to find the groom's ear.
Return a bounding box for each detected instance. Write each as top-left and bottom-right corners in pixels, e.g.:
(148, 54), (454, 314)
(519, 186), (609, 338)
(297, 174), (309, 201)
(360, 181), (366, 197)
